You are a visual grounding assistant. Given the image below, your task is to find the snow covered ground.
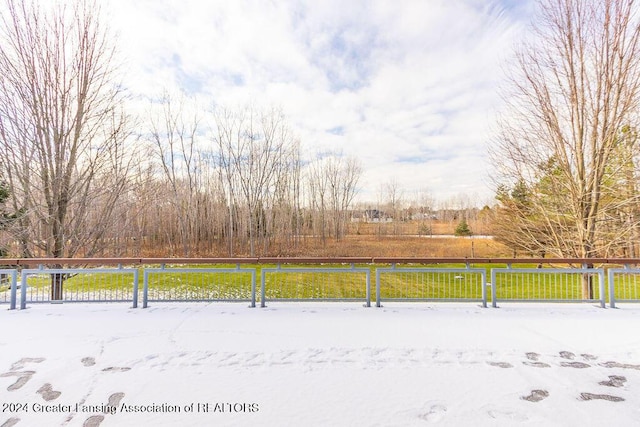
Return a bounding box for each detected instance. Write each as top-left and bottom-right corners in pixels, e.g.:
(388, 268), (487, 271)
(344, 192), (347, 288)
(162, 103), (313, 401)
(1, 302), (639, 426)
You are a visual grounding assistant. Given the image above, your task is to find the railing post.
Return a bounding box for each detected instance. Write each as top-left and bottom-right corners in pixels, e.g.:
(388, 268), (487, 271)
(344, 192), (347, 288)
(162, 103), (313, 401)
(608, 268), (616, 309)
(481, 269), (487, 308)
(260, 269), (267, 308)
(132, 269), (139, 309)
(20, 271), (28, 309)
(142, 269), (149, 309)
(365, 269), (371, 308)
(250, 269), (256, 308)
(598, 270), (605, 308)
(491, 269), (497, 308)
(375, 268), (381, 307)
(9, 271), (17, 310)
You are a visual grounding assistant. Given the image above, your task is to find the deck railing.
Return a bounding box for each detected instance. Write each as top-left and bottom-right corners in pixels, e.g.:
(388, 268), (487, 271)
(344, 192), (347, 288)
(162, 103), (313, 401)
(1, 257), (639, 309)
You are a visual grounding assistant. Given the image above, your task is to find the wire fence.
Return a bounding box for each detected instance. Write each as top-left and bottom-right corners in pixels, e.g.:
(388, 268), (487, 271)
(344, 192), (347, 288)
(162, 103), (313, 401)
(1, 258), (640, 309)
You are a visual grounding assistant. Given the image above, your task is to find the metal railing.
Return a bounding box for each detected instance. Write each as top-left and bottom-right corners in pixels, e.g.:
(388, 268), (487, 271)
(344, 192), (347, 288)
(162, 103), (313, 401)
(142, 265), (257, 308)
(0, 269), (18, 310)
(491, 266), (606, 308)
(375, 264), (487, 307)
(18, 266), (139, 309)
(1, 257), (639, 309)
(608, 265), (640, 308)
(260, 262), (371, 307)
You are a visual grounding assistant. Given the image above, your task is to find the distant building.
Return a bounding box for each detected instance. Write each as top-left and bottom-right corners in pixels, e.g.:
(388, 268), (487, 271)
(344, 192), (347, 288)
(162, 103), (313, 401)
(363, 209), (391, 223)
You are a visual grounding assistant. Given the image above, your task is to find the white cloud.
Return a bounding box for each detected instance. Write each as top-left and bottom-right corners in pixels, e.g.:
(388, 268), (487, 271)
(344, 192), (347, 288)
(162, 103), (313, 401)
(106, 0), (532, 205)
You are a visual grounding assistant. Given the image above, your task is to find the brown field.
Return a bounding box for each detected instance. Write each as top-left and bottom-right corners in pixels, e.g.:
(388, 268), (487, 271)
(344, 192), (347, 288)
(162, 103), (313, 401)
(348, 219), (492, 237)
(137, 221), (510, 258)
(285, 235), (510, 258)
(141, 235), (510, 258)
(285, 220), (507, 258)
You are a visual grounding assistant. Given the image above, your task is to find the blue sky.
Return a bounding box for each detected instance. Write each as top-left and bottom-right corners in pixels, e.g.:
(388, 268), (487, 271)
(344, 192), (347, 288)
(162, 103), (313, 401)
(108, 0), (535, 206)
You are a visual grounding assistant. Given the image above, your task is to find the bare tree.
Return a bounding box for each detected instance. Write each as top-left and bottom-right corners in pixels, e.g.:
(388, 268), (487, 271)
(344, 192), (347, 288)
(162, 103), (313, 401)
(0, 0), (133, 298)
(492, 0), (640, 298)
(410, 188), (435, 235)
(147, 92), (203, 256)
(324, 154), (361, 240)
(382, 178), (404, 235)
(306, 154), (330, 244)
(265, 139), (302, 254)
(214, 106), (295, 256)
(492, 0), (640, 257)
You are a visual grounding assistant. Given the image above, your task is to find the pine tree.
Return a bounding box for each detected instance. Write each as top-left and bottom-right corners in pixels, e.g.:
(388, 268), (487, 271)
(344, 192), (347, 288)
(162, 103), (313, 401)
(0, 180), (10, 257)
(455, 219), (472, 237)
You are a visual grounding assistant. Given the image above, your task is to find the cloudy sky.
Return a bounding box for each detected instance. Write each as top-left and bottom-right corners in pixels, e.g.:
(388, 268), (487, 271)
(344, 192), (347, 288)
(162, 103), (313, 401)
(107, 0), (536, 205)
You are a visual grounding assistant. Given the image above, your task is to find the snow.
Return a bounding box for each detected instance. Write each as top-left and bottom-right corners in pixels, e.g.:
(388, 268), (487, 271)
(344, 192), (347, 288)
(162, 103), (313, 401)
(2, 302), (640, 426)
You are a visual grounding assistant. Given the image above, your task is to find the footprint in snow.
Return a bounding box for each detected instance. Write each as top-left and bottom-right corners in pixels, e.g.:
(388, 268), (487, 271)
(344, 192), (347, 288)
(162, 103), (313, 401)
(83, 415), (105, 427)
(559, 351), (575, 360)
(37, 383), (62, 401)
(101, 367), (131, 373)
(599, 361), (640, 370)
(521, 389), (549, 403)
(599, 375), (627, 388)
(487, 361), (513, 369)
(579, 392), (625, 402)
(1, 418), (20, 427)
(560, 361), (591, 369)
(108, 392), (125, 409)
(523, 361), (551, 368)
(1, 371), (35, 391)
(418, 403), (447, 423)
(81, 357), (96, 367)
(11, 357), (45, 371)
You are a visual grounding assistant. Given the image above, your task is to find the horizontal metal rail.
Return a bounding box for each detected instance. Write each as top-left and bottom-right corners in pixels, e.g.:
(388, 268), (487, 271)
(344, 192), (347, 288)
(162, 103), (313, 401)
(376, 265), (487, 307)
(260, 264), (371, 307)
(4, 256), (640, 267)
(142, 265), (257, 308)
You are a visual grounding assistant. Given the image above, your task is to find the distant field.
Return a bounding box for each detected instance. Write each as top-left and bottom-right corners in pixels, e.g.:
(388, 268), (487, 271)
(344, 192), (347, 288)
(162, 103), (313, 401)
(137, 234), (510, 258)
(288, 234), (510, 258)
(134, 220), (509, 258)
(348, 218), (492, 236)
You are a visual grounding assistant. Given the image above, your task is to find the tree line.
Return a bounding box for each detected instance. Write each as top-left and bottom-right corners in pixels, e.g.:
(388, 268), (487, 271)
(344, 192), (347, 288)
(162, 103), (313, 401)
(0, 0), (364, 259)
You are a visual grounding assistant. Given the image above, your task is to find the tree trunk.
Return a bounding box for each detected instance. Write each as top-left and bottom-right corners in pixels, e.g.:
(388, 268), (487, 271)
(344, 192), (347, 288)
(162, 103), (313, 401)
(51, 268), (65, 301)
(581, 263), (594, 300)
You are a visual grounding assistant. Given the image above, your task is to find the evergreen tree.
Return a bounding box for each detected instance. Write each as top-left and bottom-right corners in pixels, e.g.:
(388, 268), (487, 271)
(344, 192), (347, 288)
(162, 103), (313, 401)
(454, 219), (472, 237)
(0, 180), (11, 257)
